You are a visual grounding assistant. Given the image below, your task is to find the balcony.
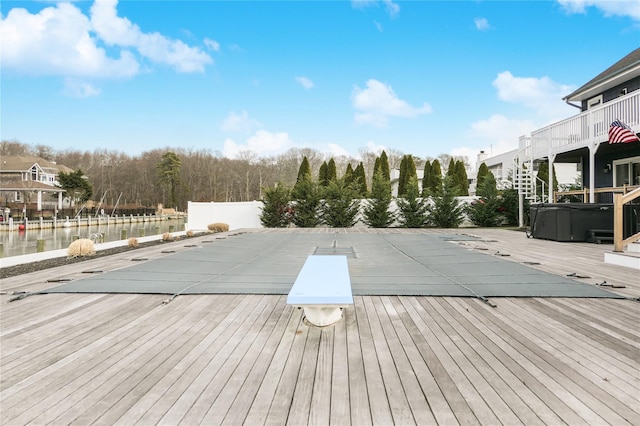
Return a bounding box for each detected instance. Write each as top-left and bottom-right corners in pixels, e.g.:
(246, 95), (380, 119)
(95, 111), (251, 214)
(525, 90), (639, 160)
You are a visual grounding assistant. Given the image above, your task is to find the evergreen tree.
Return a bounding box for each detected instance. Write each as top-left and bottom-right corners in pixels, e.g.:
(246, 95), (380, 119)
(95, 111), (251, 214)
(397, 155), (408, 197)
(397, 176), (428, 228)
(354, 162), (368, 197)
(294, 156), (312, 194)
(379, 150), (391, 182)
(344, 163), (354, 186)
(318, 161), (329, 187)
(466, 173), (502, 227)
(455, 160), (469, 196)
(57, 169), (93, 212)
(500, 187), (529, 227)
(429, 176), (464, 228)
(476, 162), (490, 194)
(430, 160), (443, 194)
(373, 157), (381, 178)
(421, 160), (432, 197)
(296, 156), (311, 183)
(260, 183), (292, 228)
(362, 171), (395, 228)
(157, 151), (182, 208)
(291, 177), (322, 228)
(327, 158), (337, 183)
(476, 168), (496, 197)
(535, 160), (558, 199)
(321, 178), (360, 227)
(398, 154), (417, 197)
(446, 158), (456, 182)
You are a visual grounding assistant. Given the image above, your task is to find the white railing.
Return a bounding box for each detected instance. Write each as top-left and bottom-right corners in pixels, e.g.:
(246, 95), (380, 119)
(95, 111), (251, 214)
(528, 91), (639, 160)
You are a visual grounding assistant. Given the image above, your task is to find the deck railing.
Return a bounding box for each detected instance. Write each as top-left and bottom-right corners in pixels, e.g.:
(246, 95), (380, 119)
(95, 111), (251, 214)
(554, 185), (640, 203)
(528, 91), (639, 159)
(613, 186), (640, 252)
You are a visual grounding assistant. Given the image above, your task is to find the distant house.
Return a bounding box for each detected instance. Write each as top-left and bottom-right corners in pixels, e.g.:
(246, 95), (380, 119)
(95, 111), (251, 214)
(477, 48), (639, 203)
(0, 155), (73, 211)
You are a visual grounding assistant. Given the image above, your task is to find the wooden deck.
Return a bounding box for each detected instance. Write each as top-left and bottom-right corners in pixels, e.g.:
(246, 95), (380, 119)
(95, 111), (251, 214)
(1, 228), (639, 425)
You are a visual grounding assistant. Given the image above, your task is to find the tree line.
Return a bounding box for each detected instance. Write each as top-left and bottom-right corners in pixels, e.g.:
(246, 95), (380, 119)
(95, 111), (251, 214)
(1, 140), (472, 212)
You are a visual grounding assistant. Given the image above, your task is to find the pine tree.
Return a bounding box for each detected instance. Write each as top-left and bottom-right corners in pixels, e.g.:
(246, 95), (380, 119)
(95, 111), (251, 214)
(466, 173), (502, 227)
(327, 158), (337, 183)
(296, 156), (311, 183)
(455, 160), (469, 196)
(398, 155), (408, 197)
(397, 176), (428, 228)
(321, 178), (360, 227)
(344, 163), (354, 186)
(421, 160), (432, 197)
(373, 157), (381, 178)
(318, 161), (328, 187)
(430, 160), (443, 194)
(354, 162), (368, 197)
(398, 154), (417, 197)
(429, 175), (464, 228)
(535, 160), (558, 199)
(362, 171), (395, 228)
(476, 163), (489, 192)
(291, 177), (322, 228)
(260, 183), (292, 228)
(380, 150), (391, 182)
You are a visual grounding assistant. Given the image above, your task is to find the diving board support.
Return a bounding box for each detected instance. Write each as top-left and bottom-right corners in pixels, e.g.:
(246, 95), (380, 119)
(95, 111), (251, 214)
(287, 255), (353, 327)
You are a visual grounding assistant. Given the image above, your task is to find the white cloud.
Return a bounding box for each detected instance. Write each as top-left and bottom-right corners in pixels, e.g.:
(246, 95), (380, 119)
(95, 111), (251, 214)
(63, 78), (101, 98)
(557, 0), (640, 21)
(374, 21), (383, 32)
(295, 76), (315, 89)
(467, 114), (536, 156)
(351, 0), (400, 17)
(352, 79), (432, 128)
(0, 3), (139, 78)
(0, 0), (212, 81)
(474, 17), (492, 31)
(221, 111), (262, 134)
(365, 141), (387, 155)
(492, 71), (575, 120)
(204, 38), (220, 52)
(222, 130), (294, 159)
(90, 0), (212, 73)
(325, 143), (352, 158)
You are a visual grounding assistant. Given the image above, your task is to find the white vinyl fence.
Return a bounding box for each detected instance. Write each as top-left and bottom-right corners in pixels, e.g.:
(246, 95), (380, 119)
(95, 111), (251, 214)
(187, 197), (479, 231)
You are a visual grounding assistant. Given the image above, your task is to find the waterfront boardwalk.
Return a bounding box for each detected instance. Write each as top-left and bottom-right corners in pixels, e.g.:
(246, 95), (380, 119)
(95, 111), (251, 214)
(1, 228), (638, 425)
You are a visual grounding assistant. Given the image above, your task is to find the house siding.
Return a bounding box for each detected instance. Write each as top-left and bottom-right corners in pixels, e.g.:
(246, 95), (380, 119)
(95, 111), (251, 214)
(580, 76), (640, 111)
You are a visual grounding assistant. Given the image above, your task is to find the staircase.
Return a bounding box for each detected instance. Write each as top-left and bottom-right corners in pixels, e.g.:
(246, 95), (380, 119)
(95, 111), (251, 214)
(512, 155), (537, 201)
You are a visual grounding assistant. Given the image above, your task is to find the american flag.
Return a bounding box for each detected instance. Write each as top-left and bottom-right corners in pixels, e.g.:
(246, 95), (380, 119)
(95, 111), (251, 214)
(608, 119), (640, 144)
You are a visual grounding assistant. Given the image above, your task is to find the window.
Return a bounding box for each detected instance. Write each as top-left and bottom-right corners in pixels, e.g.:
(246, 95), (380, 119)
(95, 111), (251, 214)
(613, 156), (640, 186)
(587, 95), (603, 110)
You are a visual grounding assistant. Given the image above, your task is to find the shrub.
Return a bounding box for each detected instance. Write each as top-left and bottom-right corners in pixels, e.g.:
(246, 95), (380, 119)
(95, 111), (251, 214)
(429, 176), (464, 228)
(362, 171), (395, 228)
(396, 176), (429, 228)
(207, 223), (229, 233)
(162, 232), (174, 241)
(291, 178), (322, 228)
(128, 237), (139, 247)
(186, 229), (195, 237)
(260, 184), (292, 227)
(466, 174), (502, 227)
(67, 238), (95, 257)
(321, 178), (360, 228)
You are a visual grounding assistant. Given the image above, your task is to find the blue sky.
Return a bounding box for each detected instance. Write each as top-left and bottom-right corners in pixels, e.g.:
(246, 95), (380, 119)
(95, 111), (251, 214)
(1, 0), (639, 163)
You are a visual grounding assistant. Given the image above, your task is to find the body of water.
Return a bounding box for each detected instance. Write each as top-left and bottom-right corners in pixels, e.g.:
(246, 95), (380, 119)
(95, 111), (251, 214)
(0, 218), (185, 258)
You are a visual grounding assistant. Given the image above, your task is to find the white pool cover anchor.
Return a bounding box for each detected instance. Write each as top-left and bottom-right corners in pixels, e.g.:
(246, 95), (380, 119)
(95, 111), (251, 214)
(286, 255), (354, 327)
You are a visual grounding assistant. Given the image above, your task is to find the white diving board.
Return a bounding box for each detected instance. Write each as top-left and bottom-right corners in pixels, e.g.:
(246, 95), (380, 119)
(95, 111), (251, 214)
(287, 255), (354, 327)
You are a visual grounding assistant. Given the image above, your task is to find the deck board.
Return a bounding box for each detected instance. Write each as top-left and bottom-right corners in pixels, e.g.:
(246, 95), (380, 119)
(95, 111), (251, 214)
(1, 228), (638, 425)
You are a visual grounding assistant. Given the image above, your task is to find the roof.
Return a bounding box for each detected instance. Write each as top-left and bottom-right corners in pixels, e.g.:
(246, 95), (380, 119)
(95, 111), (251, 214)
(0, 155), (74, 174)
(563, 47), (640, 102)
